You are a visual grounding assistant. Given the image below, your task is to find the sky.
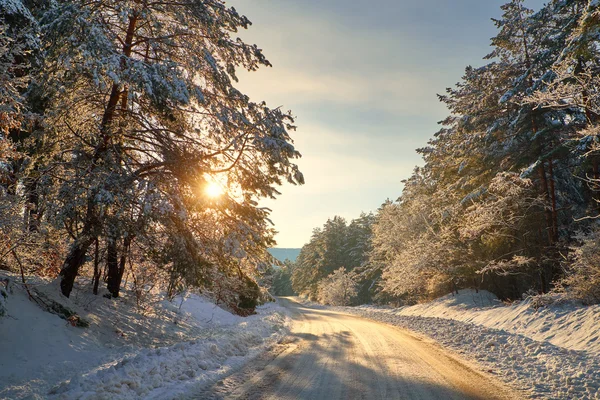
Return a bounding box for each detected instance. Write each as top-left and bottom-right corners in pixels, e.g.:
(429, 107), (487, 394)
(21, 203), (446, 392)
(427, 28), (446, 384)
(228, 0), (545, 248)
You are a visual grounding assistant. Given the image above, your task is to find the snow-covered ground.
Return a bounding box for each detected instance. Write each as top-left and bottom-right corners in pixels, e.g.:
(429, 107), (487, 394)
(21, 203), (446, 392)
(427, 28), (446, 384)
(0, 273), (290, 400)
(337, 290), (600, 400)
(376, 290), (600, 355)
(4, 277), (600, 400)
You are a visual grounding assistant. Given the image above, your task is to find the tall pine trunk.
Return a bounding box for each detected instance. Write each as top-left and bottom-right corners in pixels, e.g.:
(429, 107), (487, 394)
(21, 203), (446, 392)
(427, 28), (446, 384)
(106, 235), (132, 298)
(58, 14), (138, 297)
(22, 176), (39, 232)
(105, 235), (119, 297)
(538, 162), (554, 246)
(59, 196), (99, 297)
(547, 158), (558, 243)
(92, 238), (101, 295)
(60, 234), (95, 297)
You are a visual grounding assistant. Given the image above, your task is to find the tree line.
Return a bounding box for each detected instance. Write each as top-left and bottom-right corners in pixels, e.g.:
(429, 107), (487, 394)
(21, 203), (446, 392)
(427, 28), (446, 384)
(285, 0), (600, 306)
(0, 0), (302, 314)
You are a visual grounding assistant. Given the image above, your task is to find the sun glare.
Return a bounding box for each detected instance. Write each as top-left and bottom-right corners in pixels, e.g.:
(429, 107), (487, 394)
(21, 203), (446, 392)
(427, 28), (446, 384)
(205, 181), (223, 198)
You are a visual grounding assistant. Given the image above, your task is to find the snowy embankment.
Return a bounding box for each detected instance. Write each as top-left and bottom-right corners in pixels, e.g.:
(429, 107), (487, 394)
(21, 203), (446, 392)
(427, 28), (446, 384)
(339, 290), (600, 400)
(0, 273), (290, 400)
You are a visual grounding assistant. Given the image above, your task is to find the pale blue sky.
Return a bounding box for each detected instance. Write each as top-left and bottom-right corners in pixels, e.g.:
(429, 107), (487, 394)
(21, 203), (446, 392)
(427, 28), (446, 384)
(228, 0), (545, 248)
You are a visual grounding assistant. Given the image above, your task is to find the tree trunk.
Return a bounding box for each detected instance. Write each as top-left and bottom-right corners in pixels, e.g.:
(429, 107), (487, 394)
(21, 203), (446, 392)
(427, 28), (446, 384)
(116, 236), (132, 295)
(106, 235), (132, 298)
(58, 14), (139, 298)
(538, 162), (554, 246)
(59, 235), (94, 297)
(540, 269), (548, 294)
(106, 236), (119, 297)
(92, 238), (101, 295)
(27, 184), (39, 232)
(547, 158), (559, 243)
(22, 172), (40, 233)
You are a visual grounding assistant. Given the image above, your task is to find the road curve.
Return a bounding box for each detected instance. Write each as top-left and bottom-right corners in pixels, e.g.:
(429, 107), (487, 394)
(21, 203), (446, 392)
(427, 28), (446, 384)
(202, 298), (521, 400)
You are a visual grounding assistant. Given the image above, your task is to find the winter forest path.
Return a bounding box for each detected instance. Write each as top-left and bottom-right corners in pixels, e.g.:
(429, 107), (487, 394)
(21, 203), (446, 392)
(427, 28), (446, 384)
(198, 298), (522, 400)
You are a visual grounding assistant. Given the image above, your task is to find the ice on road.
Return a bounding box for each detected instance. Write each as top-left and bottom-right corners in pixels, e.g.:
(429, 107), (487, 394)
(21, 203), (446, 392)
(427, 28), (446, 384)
(203, 298), (520, 400)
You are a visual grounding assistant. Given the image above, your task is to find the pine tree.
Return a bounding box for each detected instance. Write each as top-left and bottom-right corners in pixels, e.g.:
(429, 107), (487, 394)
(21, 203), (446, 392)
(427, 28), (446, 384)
(38, 0), (303, 297)
(271, 259), (295, 296)
(367, 0), (594, 301)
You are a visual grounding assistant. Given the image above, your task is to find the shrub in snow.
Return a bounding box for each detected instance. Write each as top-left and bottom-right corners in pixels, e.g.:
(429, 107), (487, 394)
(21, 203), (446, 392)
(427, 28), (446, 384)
(204, 272), (261, 316)
(563, 229), (600, 304)
(0, 287), (7, 317)
(237, 275), (261, 313)
(318, 267), (358, 306)
(0, 277), (10, 317)
(259, 287), (275, 304)
(524, 289), (568, 310)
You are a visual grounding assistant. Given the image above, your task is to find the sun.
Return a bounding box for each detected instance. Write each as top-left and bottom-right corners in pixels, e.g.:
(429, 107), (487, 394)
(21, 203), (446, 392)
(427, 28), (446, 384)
(205, 181), (223, 198)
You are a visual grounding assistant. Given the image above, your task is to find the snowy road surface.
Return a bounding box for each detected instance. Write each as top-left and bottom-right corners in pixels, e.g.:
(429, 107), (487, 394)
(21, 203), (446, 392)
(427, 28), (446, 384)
(200, 298), (521, 400)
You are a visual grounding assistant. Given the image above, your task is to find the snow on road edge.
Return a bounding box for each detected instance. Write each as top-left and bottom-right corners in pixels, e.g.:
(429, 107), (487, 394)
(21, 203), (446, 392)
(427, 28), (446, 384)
(0, 272), (293, 400)
(48, 301), (291, 400)
(372, 290), (600, 355)
(339, 307), (600, 400)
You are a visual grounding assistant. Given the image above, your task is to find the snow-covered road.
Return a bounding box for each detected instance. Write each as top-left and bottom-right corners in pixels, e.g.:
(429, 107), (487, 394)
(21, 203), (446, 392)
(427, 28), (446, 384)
(201, 298), (521, 400)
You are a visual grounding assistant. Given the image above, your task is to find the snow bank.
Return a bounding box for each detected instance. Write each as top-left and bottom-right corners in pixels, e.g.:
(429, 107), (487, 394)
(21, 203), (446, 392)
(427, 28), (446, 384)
(344, 309), (600, 400)
(0, 278), (113, 400)
(48, 308), (288, 400)
(167, 292), (241, 326)
(0, 273), (290, 400)
(339, 290), (600, 400)
(363, 290), (600, 355)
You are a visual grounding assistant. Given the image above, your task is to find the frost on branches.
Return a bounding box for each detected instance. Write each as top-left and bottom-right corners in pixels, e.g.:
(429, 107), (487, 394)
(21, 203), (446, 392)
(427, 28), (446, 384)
(318, 267), (358, 306)
(563, 227), (600, 304)
(291, 214), (375, 303)
(0, 0), (303, 314)
(35, 0), (304, 302)
(364, 0), (600, 304)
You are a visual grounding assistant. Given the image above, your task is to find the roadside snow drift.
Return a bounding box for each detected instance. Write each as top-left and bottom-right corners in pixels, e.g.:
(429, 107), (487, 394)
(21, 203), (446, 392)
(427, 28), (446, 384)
(49, 306), (287, 400)
(383, 290), (600, 355)
(340, 290), (600, 400)
(0, 274), (290, 400)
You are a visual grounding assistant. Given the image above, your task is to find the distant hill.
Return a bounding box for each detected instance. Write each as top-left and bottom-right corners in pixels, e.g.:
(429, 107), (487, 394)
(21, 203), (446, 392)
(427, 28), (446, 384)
(268, 248), (301, 263)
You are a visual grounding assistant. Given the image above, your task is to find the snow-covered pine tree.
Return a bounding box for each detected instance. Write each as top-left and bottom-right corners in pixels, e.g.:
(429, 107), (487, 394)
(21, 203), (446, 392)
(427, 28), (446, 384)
(291, 214), (373, 301)
(271, 259), (295, 296)
(0, 0), (50, 272)
(292, 227), (325, 299)
(527, 0), (600, 215)
(344, 212), (375, 268)
(317, 267), (358, 306)
(367, 0), (594, 302)
(39, 0), (303, 297)
(526, 1), (600, 302)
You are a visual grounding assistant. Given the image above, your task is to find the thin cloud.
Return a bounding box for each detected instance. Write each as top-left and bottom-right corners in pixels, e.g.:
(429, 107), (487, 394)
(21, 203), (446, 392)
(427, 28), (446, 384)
(226, 0), (545, 247)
